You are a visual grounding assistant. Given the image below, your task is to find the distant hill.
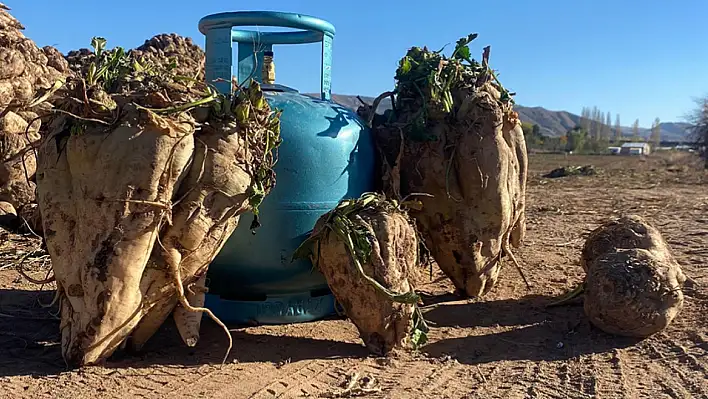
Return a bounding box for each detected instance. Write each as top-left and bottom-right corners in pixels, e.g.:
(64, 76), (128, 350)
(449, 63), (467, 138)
(513, 106), (581, 137)
(651, 122), (694, 142)
(318, 94), (693, 143)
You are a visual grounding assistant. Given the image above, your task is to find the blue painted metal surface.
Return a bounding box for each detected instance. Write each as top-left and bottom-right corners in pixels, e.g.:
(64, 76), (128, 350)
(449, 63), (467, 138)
(199, 11), (335, 100)
(199, 12), (375, 325)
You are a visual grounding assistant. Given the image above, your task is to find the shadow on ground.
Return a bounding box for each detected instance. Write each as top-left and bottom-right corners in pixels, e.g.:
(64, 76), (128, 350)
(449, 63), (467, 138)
(0, 289), (641, 377)
(421, 294), (642, 365)
(423, 293), (576, 328)
(0, 288), (368, 378)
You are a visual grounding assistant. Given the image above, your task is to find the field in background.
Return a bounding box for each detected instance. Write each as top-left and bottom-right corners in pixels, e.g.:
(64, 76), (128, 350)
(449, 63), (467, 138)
(0, 152), (706, 399)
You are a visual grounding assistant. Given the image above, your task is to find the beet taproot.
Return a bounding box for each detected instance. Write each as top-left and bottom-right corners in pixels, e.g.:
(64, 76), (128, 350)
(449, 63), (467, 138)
(581, 214), (679, 272)
(36, 37), (280, 366)
(363, 35), (528, 297)
(584, 248), (685, 338)
(579, 215), (686, 337)
(294, 193), (428, 355)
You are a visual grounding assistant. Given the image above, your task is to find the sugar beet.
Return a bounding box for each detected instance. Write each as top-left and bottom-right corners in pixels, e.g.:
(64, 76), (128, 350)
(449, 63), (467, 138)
(295, 193), (427, 355)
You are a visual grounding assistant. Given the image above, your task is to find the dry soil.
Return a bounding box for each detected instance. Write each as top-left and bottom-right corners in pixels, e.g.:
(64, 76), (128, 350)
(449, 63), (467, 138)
(0, 152), (706, 399)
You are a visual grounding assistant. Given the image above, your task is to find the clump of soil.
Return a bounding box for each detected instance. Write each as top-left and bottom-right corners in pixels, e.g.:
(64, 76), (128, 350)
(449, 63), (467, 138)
(581, 215), (687, 338)
(294, 193), (428, 355)
(543, 165), (596, 179)
(36, 37), (281, 367)
(363, 34), (528, 298)
(0, 3), (70, 209)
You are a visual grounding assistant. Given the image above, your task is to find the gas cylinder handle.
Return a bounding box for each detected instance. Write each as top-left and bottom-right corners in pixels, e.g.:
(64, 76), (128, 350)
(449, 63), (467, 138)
(199, 11), (336, 100)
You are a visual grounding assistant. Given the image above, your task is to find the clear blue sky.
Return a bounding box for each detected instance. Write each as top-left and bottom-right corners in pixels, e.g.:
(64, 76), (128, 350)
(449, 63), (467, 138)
(8, 0), (707, 127)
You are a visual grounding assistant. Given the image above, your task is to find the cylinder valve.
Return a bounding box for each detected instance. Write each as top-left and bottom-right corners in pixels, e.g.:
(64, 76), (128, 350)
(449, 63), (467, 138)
(262, 50), (275, 84)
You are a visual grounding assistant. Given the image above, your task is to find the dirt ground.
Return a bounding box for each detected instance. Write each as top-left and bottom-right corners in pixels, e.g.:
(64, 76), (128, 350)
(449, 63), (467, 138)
(0, 152), (706, 399)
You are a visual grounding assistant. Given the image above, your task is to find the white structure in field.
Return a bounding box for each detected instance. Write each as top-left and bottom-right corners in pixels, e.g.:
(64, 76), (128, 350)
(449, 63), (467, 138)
(620, 142), (651, 155)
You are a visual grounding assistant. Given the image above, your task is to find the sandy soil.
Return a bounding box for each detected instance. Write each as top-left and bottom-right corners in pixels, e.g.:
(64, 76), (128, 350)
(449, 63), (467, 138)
(0, 152), (706, 399)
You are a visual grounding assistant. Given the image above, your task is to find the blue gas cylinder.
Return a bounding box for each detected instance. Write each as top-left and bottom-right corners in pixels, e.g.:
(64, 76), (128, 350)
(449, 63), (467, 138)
(198, 11), (375, 325)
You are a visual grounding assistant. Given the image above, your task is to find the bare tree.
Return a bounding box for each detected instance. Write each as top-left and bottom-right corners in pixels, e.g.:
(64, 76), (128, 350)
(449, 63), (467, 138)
(632, 119), (641, 141)
(650, 117), (661, 148)
(590, 106), (599, 138)
(580, 107), (591, 131)
(605, 112), (612, 140)
(614, 114), (622, 142)
(579, 107), (586, 128)
(684, 96), (708, 168)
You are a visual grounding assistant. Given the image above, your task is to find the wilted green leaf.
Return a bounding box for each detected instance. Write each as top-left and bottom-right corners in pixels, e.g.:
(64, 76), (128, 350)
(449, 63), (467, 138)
(400, 56), (412, 75)
(91, 36), (106, 57)
(454, 45), (471, 61)
(235, 102), (250, 124)
(456, 33), (478, 48)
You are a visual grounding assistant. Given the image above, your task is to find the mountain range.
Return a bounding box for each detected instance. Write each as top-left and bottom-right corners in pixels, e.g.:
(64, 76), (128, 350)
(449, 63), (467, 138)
(322, 94), (693, 143)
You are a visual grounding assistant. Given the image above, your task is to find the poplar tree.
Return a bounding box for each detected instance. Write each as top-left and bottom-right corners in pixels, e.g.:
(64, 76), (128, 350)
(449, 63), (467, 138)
(650, 117), (661, 147)
(614, 114), (622, 142)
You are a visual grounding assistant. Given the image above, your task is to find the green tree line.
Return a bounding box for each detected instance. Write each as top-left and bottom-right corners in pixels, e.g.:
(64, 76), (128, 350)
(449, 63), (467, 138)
(521, 123), (611, 153)
(522, 107), (664, 154)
